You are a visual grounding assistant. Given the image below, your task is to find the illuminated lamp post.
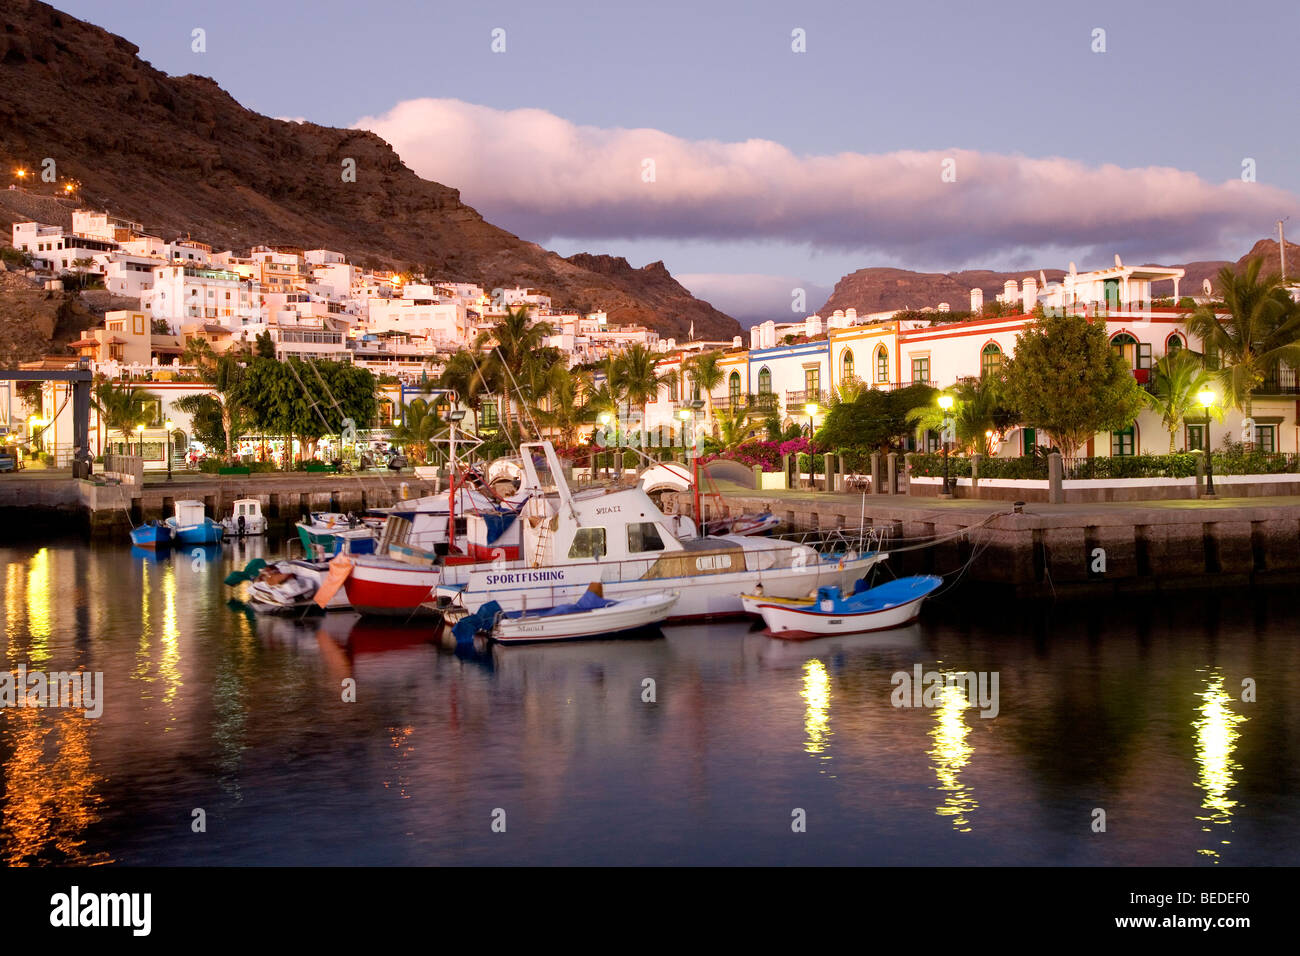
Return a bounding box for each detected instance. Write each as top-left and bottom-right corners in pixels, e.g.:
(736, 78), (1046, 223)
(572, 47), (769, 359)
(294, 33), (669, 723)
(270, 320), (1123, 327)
(938, 393), (955, 498)
(165, 418), (174, 480)
(805, 402), (819, 489)
(1198, 388), (1216, 498)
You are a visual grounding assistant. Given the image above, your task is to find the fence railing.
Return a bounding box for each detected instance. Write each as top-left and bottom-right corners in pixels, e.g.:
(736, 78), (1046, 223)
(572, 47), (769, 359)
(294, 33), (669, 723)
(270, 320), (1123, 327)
(908, 451), (1300, 481)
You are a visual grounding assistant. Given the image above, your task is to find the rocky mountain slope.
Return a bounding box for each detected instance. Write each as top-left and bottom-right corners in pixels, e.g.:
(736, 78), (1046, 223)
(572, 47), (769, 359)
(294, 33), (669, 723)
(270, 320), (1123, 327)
(818, 240), (1300, 316)
(0, 0), (740, 342)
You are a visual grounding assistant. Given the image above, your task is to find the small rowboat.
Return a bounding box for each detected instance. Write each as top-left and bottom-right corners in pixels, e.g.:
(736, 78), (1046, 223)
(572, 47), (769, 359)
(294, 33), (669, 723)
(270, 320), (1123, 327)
(745, 575), (943, 639)
(452, 584), (678, 645)
(705, 511), (781, 537)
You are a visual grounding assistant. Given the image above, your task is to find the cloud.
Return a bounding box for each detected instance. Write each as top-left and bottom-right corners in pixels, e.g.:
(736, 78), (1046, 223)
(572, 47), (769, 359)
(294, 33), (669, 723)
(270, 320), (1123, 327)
(356, 98), (1300, 267)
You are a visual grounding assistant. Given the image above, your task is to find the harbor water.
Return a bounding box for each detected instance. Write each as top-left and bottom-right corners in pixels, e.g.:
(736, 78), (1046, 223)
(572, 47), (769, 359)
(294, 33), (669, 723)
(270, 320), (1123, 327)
(2, 536), (1298, 866)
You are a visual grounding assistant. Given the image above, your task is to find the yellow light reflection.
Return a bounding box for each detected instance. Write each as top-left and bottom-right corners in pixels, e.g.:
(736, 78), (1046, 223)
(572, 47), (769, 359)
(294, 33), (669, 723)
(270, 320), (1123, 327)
(928, 675), (977, 832)
(801, 659), (832, 760)
(24, 549), (52, 663)
(158, 567), (182, 709)
(1192, 671), (1246, 861)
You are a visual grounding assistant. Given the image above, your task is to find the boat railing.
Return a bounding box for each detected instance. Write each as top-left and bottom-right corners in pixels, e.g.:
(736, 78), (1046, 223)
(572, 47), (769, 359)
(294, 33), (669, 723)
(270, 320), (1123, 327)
(769, 526), (889, 556)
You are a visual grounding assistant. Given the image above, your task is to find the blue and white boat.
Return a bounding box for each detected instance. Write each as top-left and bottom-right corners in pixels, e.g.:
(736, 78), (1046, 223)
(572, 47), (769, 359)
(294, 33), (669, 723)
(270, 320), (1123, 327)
(744, 575), (943, 639)
(165, 499), (225, 545)
(129, 520), (173, 548)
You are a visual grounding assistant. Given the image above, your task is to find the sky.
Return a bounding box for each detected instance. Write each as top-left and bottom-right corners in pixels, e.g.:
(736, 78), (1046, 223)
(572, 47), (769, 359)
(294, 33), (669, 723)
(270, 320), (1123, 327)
(53, 0), (1300, 324)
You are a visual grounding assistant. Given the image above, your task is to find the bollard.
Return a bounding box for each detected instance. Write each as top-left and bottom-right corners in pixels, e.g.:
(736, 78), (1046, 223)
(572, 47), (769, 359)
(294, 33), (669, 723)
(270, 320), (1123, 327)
(1048, 452), (1063, 504)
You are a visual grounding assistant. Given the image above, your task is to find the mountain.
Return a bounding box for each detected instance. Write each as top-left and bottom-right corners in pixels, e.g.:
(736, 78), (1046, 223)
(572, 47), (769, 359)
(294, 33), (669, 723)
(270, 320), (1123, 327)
(816, 240), (1300, 317)
(0, 0), (740, 343)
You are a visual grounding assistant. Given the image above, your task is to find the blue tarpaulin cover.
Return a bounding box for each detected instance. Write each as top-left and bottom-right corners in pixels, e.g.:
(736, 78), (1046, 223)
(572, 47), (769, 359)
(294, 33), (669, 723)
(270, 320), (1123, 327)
(452, 600), (502, 644)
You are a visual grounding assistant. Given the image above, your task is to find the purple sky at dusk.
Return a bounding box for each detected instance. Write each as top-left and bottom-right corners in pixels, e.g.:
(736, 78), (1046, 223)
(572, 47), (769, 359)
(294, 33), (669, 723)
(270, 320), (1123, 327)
(52, 0), (1300, 322)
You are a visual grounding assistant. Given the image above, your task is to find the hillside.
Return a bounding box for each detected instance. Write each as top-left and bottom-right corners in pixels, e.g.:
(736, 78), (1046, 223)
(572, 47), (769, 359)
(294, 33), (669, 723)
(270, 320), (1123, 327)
(0, 0), (740, 343)
(817, 240), (1300, 317)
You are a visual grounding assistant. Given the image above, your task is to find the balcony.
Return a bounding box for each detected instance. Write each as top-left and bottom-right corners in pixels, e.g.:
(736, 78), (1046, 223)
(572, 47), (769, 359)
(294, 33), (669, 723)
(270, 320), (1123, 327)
(1257, 369), (1300, 395)
(785, 389), (828, 408)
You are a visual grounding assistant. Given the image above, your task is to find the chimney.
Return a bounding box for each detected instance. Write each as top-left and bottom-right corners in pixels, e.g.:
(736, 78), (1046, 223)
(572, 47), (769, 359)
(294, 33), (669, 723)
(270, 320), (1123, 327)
(937, 302), (950, 313)
(750, 326), (761, 349)
(970, 288), (984, 312)
(845, 308), (857, 322)
(1003, 279), (1018, 303)
(1022, 277), (1038, 313)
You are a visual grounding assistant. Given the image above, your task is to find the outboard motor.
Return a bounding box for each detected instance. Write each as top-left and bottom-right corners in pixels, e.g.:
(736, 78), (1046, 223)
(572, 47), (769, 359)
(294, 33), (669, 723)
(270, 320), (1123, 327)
(237, 514), (246, 536)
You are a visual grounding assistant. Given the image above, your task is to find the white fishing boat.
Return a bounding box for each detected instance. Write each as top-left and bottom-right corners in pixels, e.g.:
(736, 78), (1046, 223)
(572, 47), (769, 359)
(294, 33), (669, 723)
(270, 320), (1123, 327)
(221, 498), (267, 536)
(230, 558), (352, 613)
(453, 585), (678, 644)
(746, 575), (943, 639)
(434, 442), (887, 621)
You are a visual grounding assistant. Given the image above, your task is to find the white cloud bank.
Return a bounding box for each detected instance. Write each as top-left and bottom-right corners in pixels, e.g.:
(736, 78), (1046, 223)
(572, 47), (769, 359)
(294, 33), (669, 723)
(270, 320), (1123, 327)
(356, 98), (1299, 266)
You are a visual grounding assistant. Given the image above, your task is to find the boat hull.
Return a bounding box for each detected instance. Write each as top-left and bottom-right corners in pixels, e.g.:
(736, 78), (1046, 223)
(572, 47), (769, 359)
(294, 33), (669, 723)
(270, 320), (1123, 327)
(442, 552), (886, 621)
(343, 559), (441, 616)
(129, 524), (172, 548)
(167, 519), (224, 545)
(754, 593), (929, 639)
(492, 593), (677, 644)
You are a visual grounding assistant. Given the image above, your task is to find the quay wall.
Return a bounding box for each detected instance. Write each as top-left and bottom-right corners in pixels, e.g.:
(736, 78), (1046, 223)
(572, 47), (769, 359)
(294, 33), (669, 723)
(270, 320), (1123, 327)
(715, 491), (1300, 597)
(0, 474), (437, 538)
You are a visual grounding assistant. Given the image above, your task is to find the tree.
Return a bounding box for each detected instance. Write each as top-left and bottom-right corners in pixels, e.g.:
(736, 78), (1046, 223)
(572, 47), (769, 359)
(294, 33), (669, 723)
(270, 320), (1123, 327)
(179, 352), (248, 459)
(438, 349), (491, 434)
(715, 404), (762, 449)
(1184, 258), (1300, 416)
(91, 382), (158, 449)
(1003, 312), (1145, 458)
(906, 376), (1017, 456)
(181, 336), (215, 370)
(474, 307), (554, 435)
(389, 398), (441, 464)
(685, 350), (724, 434)
(616, 343), (674, 430)
(535, 365), (592, 446)
(254, 331), (276, 359)
(818, 383), (936, 453)
(1141, 350), (1222, 451)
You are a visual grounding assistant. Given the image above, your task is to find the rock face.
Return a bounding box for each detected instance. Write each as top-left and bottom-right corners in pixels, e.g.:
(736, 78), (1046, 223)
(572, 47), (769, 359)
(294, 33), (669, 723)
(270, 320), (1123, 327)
(817, 243), (1300, 317)
(0, 0), (740, 342)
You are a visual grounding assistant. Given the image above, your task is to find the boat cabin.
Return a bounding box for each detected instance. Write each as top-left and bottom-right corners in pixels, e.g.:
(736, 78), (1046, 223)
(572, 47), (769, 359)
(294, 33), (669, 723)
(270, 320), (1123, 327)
(173, 499), (207, 527)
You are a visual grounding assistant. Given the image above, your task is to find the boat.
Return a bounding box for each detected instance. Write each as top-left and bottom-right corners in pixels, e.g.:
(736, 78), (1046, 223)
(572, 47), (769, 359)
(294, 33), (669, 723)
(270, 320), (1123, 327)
(165, 499), (225, 545)
(704, 511), (781, 537)
(129, 520), (172, 548)
(221, 498), (267, 537)
(432, 441), (888, 621)
(746, 575), (943, 639)
(295, 512), (380, 557)
(225, 557), (352, 613)
(452, 584), (677, 645)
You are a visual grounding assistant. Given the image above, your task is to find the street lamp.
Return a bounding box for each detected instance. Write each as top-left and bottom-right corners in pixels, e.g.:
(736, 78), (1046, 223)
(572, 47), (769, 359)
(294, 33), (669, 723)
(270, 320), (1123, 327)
(165, 418), (174, 480)
(1198, 388), (1216, 498)
(135, 423), (145, 458)
(805, 402), (819, 489)
(938, 394), (955, 497)
(598, 412), (614, 478)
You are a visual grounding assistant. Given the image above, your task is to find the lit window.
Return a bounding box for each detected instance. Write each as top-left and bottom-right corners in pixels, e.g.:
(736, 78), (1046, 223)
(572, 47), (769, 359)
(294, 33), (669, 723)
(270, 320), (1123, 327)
(568, 528), (606, 559)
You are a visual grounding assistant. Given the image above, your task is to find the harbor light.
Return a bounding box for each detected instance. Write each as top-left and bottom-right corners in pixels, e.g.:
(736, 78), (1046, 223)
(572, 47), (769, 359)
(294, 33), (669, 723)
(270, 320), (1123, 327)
(938, 394), (954, 412)
(804, 402), (818, 418)
(677, 409), (691, 422)
(1198, 388), (1216, 409)
(1199, 389), (1217, 498)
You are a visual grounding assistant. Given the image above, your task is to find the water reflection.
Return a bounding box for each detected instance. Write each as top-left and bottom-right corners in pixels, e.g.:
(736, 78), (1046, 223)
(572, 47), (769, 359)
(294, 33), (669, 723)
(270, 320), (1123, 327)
(1192, 670), (1247, 861)
(801, 659), (831, 764)
(929, 672), (977, 832)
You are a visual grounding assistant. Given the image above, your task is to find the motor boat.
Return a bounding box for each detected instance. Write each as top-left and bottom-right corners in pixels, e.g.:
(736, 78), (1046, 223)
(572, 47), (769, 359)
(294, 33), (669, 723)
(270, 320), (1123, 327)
(165, 499), (224, 545)
(295, 512), (380, 557)
(226, 557), (352, 613)
(745, 575), (943, 639)
(222, 498), (267, 537)
(433, 442), (888, 622)
(451, 584), (677, 645)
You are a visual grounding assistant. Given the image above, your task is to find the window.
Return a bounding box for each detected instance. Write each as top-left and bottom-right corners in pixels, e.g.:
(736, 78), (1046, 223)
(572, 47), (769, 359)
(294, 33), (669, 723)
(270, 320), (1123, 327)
(568, 527), (606, 559)
(925, 430), (941, 452)
(628, 522), (665, 553)
(669, 374), (679, 402)
(876, 346), (889, 383)
(1257, 425), (1276, 453)
(728, 371), (741, 406)
(1022, 427), (1037, 455)
(1111, 333), (1137, 368)
(1111, 427), (1135, 457)
(841, 349), (854, 382)
(1186, 424), (1204, 451)
(911, 356), (930, 384)
(1167, 333), (1184, 354)
(480, 402), (498, 429)
(804, 368), (819, 396)
(757, 367), (772, 394)
(981, 343), (1003, 378)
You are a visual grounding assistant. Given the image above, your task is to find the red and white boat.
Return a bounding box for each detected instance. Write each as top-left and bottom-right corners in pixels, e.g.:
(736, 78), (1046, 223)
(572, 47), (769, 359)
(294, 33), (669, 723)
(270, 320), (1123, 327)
(342, 556), (443, 617)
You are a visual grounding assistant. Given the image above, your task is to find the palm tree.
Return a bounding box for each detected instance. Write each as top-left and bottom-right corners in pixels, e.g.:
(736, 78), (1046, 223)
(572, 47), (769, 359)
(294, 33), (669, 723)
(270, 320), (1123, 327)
(536, 365), (592, 446)
(1184, 259), (1300, 417)
(715, 404), (761, 449)
(685, 350), (725, 434)
(91, 381), (158, 452)
(389, 398), (441, 464)
(616, 343), (675, 436)
(474, 307), (554, 436)
(438, 350), (489, 435)
(182, 336), (216, 373)
(906, 377), (1016, 456)
(1141, 350), (1223, 451)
